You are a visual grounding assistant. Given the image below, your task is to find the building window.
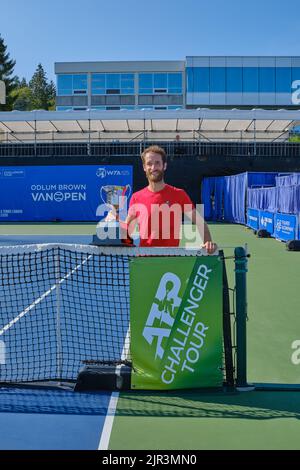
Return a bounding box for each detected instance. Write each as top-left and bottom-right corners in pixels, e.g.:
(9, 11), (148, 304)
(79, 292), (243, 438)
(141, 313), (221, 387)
(56, 106), (73, 111)
(139, 73), (182, 94)
(57, 74), (87, 96)
(138, 105), (182, 110)
(91, 73), (134, 95)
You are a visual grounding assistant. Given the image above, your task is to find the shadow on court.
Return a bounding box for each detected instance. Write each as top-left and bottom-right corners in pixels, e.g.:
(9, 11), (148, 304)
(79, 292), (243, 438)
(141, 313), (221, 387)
(0, 387), (109, 416)
(116, 389), (300, 420)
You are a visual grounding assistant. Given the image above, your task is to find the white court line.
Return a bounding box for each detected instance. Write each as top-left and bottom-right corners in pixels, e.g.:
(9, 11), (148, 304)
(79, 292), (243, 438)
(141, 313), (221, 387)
(0, 253), (92, 337)
(98, 391), (120, 450)
(98, 327), (130, 450)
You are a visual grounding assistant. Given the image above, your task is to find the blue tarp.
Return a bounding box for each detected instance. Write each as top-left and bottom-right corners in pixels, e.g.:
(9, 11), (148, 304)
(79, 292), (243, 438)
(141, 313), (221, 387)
(202, 176), (225, 221)
(247, 187), (277, 212)
(277, 185), (300, 215)
(276, 173), (300, 187)
(202, 172), (278, 224)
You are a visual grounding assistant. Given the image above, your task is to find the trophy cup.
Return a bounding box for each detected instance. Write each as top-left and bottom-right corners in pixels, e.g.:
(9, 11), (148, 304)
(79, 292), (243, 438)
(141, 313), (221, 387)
(93, 184), (131, 245)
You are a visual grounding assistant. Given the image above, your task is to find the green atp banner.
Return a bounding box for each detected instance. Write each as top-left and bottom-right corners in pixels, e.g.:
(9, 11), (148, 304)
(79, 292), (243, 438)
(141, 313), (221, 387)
(130, 256), (223, 390)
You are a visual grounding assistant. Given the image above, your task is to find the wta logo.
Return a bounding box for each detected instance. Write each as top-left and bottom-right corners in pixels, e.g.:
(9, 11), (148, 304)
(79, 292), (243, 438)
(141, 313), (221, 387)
(142, 273), (182, 359)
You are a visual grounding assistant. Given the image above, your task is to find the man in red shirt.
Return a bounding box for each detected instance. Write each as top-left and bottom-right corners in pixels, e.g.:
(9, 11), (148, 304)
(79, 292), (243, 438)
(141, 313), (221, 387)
(120, 145), (216, 253)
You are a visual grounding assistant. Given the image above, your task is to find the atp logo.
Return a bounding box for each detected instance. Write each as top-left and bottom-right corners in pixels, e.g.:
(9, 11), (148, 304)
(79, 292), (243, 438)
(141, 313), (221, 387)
(96, 168), (106, 178)
(142, 273), (182, 359)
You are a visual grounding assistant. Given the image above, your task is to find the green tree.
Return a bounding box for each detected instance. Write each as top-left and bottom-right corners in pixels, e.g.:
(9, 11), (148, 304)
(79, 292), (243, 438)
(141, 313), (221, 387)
(17, 77), (28, 89)
(29, 63), (56, 110)
(11, 86), (33, 111)
(0, 35), (18, 110)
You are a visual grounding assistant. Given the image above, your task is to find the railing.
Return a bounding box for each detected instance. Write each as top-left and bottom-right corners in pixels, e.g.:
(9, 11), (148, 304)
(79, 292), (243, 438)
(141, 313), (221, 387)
(1, 141), (300, 158)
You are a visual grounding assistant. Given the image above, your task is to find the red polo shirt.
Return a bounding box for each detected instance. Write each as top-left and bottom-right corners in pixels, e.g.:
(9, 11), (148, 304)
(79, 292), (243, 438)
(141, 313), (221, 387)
(126, 184), (194, 247)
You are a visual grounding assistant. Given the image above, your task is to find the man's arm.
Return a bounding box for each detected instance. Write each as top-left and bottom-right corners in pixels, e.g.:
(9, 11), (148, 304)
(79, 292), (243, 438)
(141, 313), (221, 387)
(119, 212), (137, 243)
(186, 207), (217, 254)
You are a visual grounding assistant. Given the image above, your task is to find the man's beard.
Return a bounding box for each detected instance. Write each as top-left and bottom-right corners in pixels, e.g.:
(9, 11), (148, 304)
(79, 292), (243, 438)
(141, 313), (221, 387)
(146, 169), (164, 182)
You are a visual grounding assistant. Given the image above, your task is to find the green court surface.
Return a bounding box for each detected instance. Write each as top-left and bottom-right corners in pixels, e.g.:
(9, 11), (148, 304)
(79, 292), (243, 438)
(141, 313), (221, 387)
(110, 390), (300, 450)
(1, 222), (300, 449)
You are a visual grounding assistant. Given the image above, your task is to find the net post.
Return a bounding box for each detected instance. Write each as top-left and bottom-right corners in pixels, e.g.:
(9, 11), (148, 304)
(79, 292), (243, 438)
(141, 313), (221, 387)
(234, 246), (249, 389)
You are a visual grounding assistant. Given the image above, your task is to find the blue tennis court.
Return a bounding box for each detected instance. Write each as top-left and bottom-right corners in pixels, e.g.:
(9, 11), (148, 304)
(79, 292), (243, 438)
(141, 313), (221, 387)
(0, 387), (112, 450)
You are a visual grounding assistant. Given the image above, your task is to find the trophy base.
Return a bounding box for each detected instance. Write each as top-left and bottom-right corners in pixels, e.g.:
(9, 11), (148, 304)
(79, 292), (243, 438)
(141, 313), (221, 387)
(91, 233), (123, 246)
(91, 222), (132, 246)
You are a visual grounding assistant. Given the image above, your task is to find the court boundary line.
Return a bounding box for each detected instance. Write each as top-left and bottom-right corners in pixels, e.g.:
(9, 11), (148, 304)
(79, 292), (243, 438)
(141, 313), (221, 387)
(98, 391), (119, 450)
(98, 326), (130, 450)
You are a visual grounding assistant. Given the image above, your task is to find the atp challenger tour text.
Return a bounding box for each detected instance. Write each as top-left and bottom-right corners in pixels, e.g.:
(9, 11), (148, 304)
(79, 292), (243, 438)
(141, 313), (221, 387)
(101, 453), (197, 466)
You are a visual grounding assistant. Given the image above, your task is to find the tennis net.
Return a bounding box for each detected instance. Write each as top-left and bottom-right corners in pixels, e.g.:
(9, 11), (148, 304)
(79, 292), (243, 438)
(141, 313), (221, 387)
(0, 244), (206, 384)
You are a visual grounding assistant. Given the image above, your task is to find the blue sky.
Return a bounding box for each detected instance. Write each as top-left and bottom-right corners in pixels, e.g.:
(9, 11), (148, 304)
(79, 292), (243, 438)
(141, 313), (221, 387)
(1, 0), (299, 84)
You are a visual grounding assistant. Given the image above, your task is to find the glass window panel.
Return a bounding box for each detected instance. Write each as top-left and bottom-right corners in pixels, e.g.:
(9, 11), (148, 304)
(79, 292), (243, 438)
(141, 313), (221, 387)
(259, 67), (275, 93)
(121, 89), (134, 95)
(57, 75), (72, 95)
(226, 67), (242, 92)
(120, 75), (134, 95)
(154, 73), (167, 89)
(106, 74), (120, 89)
(139, 88), (152, 95)
(121, 73), (134, 80)
(73, 74), (87, 91)
(168, 88), (182, 94)
(56, 106), (72, 111)
(168, 73), (182, 91)
(121, 79), (134, 88)
(120, 105), (135, 110)
(91, 74), (105, 95)
(91, 106), (106, 110)
(210, 67), (225, 92)
(92, 74), (105, 87)
(92, 88), (105, 95)
(276, 67), (291, 93)
(139, 74), (153, 89)
(243, 67), (258, 92)
(168, 105), (183, 109)
(121, 74), (134, 85)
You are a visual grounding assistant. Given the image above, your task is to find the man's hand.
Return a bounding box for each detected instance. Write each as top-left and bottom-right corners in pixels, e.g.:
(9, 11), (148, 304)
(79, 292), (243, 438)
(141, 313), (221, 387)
(203, 241), (218, 254)
(104, 206), (119, 222)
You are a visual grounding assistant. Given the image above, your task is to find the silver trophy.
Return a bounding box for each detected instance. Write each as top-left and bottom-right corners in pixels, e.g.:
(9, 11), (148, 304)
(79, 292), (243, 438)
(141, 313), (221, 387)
(95, 184), (131, 244)
(100, 185), (131, 211)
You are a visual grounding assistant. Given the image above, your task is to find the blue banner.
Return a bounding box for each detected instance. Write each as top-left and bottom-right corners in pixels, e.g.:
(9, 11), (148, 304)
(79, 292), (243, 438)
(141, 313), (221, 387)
(0, 165), (132, 222)
(273, 213), (297, 241)
(247, 208), (259, 230)
(259, 211), (274, 234)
